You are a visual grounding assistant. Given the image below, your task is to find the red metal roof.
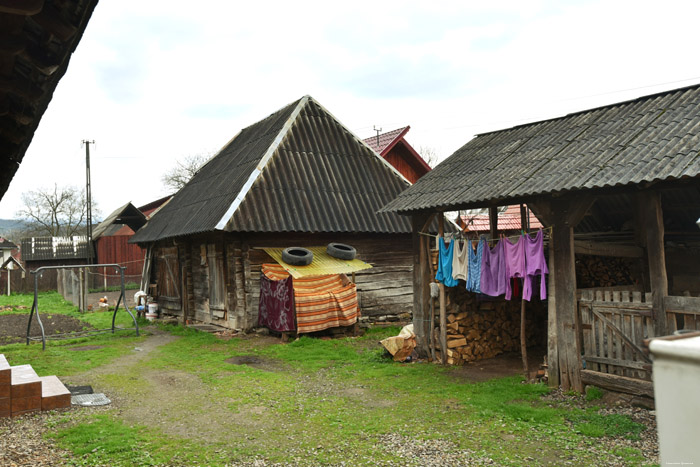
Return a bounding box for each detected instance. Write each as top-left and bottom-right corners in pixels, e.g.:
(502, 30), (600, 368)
(362, 126), (431, 179)
(461, 205), (543, 232)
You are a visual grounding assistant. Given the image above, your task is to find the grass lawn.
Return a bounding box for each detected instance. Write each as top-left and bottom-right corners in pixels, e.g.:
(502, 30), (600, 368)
(0, 292), (656, 466)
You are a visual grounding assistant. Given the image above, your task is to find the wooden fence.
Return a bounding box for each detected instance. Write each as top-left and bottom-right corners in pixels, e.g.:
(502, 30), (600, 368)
(664, 295), (700, 333)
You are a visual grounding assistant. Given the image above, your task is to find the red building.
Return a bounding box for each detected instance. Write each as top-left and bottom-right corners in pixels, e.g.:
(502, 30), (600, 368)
(363, 126), (431, 183)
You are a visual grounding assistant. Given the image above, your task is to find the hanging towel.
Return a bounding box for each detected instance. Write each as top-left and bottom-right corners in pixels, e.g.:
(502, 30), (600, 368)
(435, 236), (459, 287)
(466, 237), (484, 293)
(480, 239), (507, 297)
(525, 229), (548, 299)
(452, 239), (469, 282)
(504, 234), (530, 300)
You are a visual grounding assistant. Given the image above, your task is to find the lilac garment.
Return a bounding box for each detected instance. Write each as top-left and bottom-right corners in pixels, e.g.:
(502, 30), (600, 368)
(480, 239), (507, 297)
(466, 237), (484, 293)
(435, 236), (459, 287)
(504, 235), (531, 301)
(525, 229), (549, 299)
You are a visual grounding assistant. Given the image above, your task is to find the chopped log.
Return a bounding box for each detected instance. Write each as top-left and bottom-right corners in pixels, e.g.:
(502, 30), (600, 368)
(581, 370), (654, 398)
(447, 338), (467, 348)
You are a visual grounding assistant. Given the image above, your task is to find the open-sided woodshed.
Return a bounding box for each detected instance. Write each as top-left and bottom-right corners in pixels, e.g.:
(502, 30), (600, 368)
(381, 83), (700, 395)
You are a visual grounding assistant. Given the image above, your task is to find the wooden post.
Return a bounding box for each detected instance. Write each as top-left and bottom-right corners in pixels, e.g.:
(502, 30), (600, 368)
(412, 213), (431, 356)
(519, 204), (529, 379)
(549, 195), (594, 392)
(489, 206), (498, 244)
(438, 213), (447, 364)
(103, 266), (107, 291)
(78, 268), (84, 312)
(424, 233), (436, 362)
(637, 190), (668, 336)
(6, 269), (10, 296)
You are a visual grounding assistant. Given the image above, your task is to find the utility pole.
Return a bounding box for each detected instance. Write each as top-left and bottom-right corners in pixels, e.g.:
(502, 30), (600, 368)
(82, 140), (95, 264)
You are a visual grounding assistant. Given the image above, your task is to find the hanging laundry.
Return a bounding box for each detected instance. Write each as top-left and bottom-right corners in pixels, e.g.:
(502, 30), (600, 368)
(451, 238), (469, 282)
(480, 239), (507, 297)
(504, 234), (531, 300)
(435, 236), (459, 287)
(466, 237), (484, 293)
(525, 229), (548, 299)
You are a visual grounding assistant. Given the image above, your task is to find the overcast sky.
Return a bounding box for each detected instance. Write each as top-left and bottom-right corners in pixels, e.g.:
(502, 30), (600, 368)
(2, 0), (700, 220)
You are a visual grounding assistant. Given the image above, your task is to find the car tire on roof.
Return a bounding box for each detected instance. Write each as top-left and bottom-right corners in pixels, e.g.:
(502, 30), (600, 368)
(282, 247), (313, 266)
(326, 242), (356, 260)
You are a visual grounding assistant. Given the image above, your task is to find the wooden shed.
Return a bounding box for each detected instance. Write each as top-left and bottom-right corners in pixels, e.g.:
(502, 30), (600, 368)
(363, 126), (431, 183)
(381, 83), (700, 395)
(131, 96), (418, 330)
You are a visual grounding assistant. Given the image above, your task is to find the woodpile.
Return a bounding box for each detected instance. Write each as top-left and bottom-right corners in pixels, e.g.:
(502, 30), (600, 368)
(576, 254), (637, 288)
(430, 281), (546, 365)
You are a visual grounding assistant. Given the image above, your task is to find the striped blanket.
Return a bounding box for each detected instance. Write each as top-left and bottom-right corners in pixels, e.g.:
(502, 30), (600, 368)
(261, 264), (359, 333)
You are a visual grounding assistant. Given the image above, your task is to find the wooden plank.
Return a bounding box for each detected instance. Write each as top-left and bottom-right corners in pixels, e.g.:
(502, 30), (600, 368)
(547, 228), (559, 387)
(581, 370), (654, 398)
(597, 313), (607, 373)
(581, 303), (598, 371)
(664, 296), (700, 315)
(583, 356), (652, 372)
(614, 312), (623, 376)
(574, 241), (643, 258)
(623, 313), (633, 377)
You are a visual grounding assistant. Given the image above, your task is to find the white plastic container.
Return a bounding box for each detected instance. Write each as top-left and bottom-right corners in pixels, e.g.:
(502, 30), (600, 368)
(649, 334), (700, 465)
(148, 303), (158, 315)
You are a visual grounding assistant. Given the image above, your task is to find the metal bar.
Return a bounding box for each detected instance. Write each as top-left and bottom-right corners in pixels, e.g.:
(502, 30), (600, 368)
(26, 269), (46, 350)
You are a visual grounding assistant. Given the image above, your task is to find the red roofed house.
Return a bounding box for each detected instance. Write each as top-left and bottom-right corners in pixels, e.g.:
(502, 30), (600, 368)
(459, 205), (543, 234)
(363, 126), (431, 183)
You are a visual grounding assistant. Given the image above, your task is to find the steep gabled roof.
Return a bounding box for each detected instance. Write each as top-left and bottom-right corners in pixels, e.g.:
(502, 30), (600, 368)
(132, 96), (412, 243)
(93, 202), (147, 239)
(382, 84), (700, 214)
(363, 126), (431, 174)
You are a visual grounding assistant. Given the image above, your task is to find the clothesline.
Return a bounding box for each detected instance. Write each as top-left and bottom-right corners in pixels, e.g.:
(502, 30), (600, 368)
(418, 226), (553, 244)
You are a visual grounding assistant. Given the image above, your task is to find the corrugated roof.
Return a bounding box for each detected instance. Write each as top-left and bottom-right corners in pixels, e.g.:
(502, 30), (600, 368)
(132, 96), (412, 243)
(382, 84), (700, 214)
(363, 127), (409, 155)
(93, 202), (146, 239)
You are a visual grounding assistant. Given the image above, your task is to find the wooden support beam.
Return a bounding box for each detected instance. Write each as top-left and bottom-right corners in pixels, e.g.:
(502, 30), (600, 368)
(488, 206), (498, 243)
(637, 190), (668, 336)
(573, 241), (643, 258)
(412, 213), (431, 356)
(547, 225), (559, 387)
(549, 195), (594, 393)
(438, 214), (447, 364)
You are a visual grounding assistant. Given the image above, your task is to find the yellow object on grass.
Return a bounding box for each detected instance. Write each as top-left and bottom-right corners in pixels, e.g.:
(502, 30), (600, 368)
(262, 246), (372, 278)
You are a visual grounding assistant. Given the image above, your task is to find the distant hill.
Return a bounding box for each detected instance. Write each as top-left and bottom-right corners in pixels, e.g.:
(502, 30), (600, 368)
(0, 218), (31, 238)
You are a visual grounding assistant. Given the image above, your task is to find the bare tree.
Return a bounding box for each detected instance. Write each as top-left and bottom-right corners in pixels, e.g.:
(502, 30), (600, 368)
(161, 153), (210, 191)
(16, 184), (94, 237)
(418, 146), (440, 168)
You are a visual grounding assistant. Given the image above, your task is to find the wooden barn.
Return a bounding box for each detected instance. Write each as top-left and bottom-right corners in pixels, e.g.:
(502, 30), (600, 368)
(363, 126), (431, 183)
(382, 83), (700, 395)
(131, 96), (418, 331)
(92, 202), (148, 287)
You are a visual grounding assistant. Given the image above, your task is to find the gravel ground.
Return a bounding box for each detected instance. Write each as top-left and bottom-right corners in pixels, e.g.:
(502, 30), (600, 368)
(0, 410), (72, 466)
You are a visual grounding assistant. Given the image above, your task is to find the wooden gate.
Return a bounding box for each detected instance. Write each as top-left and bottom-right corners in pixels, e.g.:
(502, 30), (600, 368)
(577, 289), (655, 396)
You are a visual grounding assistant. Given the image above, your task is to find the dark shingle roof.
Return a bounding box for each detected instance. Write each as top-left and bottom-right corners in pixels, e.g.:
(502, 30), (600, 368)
(382, 84), (700, 214)
(132, 96), (411, 243)
(93, 202), (146, 239)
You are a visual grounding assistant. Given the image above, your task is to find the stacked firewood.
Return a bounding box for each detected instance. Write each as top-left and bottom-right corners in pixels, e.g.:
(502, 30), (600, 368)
(576, 254), (636, 288)
(430, 284), (545, 365)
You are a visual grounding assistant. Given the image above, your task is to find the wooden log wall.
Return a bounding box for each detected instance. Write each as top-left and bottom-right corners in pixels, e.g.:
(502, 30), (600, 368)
(433, 284), (547, 365)
(240, 233), (414, 331)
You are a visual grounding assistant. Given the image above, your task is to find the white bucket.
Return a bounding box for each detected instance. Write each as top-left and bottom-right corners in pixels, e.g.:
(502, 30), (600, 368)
(145, 313), (157, 321)
(148, 303), (158, 315)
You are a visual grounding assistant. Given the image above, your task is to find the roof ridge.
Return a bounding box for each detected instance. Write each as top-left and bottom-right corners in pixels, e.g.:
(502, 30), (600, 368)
(214, 96), (310, 230)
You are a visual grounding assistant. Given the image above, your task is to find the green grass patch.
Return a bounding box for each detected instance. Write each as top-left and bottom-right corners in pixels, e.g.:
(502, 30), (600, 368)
(585, 385), (604, 401)
(569, 410), (645, 439)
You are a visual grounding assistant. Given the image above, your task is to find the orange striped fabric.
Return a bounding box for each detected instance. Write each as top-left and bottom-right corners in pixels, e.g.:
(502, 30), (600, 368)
(261, 264), (358, 333)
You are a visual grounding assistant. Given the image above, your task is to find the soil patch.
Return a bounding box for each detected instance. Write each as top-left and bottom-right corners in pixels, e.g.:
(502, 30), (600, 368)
(0, 313), (93, 345)
(224, 354), (284, 372)
(447, 348), (546, 383)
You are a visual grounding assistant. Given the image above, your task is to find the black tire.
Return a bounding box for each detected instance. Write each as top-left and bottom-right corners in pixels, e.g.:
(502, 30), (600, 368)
(326, 242), (356, 260)
(282, 247), (313, 266)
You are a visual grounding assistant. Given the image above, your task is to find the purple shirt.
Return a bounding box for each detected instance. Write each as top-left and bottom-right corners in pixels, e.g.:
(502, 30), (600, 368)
(525, 229), (548, 299)
(504, 234), (530, 300)
(480, 239), (507, 297)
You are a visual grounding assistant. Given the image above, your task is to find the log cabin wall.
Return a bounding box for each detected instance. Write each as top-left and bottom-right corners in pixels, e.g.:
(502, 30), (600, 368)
(152, 232), (413, 331)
